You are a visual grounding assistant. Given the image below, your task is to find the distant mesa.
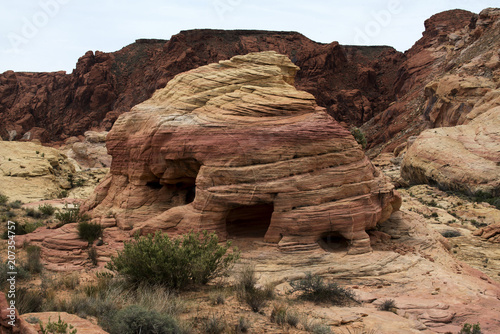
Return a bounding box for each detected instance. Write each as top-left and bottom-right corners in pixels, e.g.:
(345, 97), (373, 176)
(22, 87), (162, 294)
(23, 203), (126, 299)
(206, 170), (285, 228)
(82, 51), (401, 255)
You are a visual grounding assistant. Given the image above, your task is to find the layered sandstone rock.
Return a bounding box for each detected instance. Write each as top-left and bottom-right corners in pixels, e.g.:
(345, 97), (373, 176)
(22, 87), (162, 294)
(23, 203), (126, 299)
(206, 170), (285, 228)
(83, 51), (399, 254)
(401, 103), (500, 196)
(364, 8), (500, 155)
(0, 141), (78, 202)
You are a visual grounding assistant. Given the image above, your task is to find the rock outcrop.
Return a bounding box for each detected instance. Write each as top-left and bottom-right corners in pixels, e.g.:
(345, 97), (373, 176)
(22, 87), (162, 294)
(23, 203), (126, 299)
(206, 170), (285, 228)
(0, 30), (402, 143)
(0, 141), (77, 202)
(83, 51), (400, 254)
(401, 106), (500, 195)
(364, 8), (500, 155)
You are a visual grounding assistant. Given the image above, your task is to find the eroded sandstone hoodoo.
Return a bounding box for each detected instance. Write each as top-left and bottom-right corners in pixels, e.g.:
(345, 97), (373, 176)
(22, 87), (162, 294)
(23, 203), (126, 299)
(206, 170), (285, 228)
(83, 51), (400, 254)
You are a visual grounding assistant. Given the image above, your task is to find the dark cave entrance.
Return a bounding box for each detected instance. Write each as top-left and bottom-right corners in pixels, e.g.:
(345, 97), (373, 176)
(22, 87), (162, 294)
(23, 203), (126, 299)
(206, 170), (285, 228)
(317, 232), (350, 252)
(226, 203), (274, 239)
(175, 181), (196, 204)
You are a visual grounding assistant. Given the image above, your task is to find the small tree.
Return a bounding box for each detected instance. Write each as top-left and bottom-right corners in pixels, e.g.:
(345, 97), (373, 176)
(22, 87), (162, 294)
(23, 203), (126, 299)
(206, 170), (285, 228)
(350, 127), (367, 149)
(106, 231), (239, 289)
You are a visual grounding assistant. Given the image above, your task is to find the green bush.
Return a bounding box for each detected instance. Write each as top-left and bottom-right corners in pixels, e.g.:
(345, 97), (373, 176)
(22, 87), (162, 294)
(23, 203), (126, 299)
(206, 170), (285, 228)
(107, 231), (239, 289)
(39, 204), (56, 216)
(23, 245), (43, 274)
(236, 265), (273, 312)
(290, 272), (358, 306)
(9, 200), (22, 209)
(378, 299), (397, 313)
(0, 193), (8, 205)
(107, 305), (181, 334)
(459, 323), (482, 334)
(25, 208), (43, 218)
(40, 315), (77, 334)
(77, 221), (103, 243)
(55, 205), (90, 226)
(350, 127), (367, 149)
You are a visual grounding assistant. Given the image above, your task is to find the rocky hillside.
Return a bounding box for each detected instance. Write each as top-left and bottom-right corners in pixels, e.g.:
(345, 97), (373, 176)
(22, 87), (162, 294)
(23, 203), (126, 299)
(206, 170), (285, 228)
(0, 30), (402, 143)
(363, 8), (500, 155)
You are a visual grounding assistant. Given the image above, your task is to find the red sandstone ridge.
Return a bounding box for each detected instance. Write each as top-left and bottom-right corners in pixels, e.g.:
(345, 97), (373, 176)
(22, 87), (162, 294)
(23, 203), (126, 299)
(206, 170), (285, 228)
(0, 30), (402, 143)
(81, 51), (400, 255)
(363, 8), (500, 156)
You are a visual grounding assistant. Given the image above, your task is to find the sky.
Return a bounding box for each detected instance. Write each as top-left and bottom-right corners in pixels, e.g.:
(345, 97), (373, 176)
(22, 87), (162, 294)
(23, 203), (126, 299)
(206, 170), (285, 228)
(1, 0), (498, 73)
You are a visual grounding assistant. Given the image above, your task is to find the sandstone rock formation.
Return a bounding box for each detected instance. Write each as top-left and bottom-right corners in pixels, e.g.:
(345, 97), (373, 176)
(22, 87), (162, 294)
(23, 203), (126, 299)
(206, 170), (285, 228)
(401, 105), (500, 195)
(63, 130), (112, 169)
(83, 51), (400, 254)
(0, 30), (402, 143)
(363, 8), (500, 155)
(0, 141), (77, 202)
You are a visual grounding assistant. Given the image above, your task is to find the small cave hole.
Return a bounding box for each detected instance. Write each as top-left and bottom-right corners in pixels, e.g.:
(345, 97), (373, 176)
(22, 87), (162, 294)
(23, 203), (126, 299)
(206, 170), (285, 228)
(175, 181), (196, 204)
(318, 232), (350, 252)
(146, 180), (163, 189)
(226, 203), (274, 239)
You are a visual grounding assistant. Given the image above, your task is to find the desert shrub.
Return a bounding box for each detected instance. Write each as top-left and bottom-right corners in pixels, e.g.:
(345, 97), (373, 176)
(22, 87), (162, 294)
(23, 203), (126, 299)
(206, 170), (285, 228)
(378, 299), (397, 312)
(440, 230), (461, 238)
(350, 127), (367, 149)
(25, 208), (43, 218)
(0, 261), (30, 288)
(55, 205), (89, 226)
(61, 273), (80, 290)
(2, 221), (27, 239)
(78, 221), (103, 243)
(9, 200), (22, 209)
(204, 313), (227, 334)
(24, 220), (45, 233)
(235, 265), (273, 312)
(107, 304), (182, 334)
(209, 290), (226, 305)
(270, 303), (288, 326)
(290, 272), (358, 306)
(39, 204), (56, 216)
(107, 230), (239, 289)
(238, 265), (258, 292)
(459, 323), (482, 334)
(235, 317), (250, 333)
(14, 288), (44, 314)
(57, 190), (68, 199)
(88, 247), (98, 266)
(0, 193), (8, 205)
(23, 245), (43, 274)
(244, 288), (269, 312)
(302, 318), (333, 334)
(40, 315), (77, 334)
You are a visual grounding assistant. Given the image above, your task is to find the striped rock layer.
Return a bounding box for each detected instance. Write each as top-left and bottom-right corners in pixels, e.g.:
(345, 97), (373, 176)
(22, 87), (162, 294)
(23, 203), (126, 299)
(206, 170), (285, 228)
(83, 51), (400, 254)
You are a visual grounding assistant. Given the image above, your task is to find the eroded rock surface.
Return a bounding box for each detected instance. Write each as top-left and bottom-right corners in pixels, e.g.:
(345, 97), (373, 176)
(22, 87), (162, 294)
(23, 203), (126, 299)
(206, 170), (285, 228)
(401, 106), (500, 195)
(0, 31), (402, 143)
(0, 141), (77, 202)
(364, 8), (500, 155)
(82, 51), (399, 254)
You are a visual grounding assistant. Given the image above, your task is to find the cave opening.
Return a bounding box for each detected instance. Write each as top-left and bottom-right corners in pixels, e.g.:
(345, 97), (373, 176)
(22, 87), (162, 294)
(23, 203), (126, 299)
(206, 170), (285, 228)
(226, 203), (274, 239)
(175, 181), (196, 204)
(317, 232), (350, 252)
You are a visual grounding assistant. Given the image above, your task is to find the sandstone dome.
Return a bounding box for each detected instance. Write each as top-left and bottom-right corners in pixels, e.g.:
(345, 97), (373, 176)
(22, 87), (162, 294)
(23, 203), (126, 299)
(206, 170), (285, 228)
(83, 51), (400, 254)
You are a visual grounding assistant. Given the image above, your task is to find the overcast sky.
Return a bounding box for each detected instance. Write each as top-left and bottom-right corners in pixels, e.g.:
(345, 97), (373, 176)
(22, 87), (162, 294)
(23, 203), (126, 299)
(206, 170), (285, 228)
(1, 0), (498, 73)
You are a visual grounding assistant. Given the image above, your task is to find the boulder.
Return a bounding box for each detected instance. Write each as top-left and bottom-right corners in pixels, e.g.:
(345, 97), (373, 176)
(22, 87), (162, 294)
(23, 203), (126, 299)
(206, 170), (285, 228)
(401, 106), (500, 195)
(83, 51), (400, 254)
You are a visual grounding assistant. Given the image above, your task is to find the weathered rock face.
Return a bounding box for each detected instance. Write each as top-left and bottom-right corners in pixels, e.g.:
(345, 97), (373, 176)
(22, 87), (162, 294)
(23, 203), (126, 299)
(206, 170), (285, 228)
(0, 30), (402, 143)
(0, 141), (77, 202)
(364, 8), (500, 155)
(401, 106), (500, 195)
(83, 51), (400, 254)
